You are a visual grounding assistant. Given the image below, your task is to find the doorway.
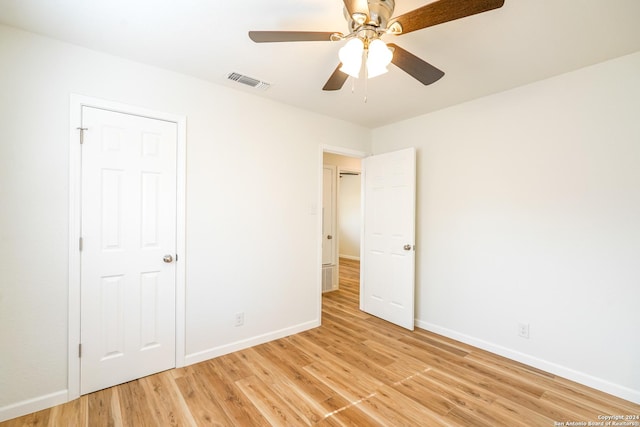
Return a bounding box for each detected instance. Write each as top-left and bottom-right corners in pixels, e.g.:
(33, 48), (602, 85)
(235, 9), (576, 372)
(321, 149), (363, 297)
(320, 145), (417, 330)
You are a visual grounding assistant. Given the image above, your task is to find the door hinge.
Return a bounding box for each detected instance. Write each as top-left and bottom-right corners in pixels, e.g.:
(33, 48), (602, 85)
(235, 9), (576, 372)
(175, 253), (178, 262)
(79, 237), (83, 251)
(77, 127), (88, 144)
(79, 343), (82, 358)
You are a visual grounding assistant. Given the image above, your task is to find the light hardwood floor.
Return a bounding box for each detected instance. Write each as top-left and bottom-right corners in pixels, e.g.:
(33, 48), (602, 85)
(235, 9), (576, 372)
(3, 258), (638, 426)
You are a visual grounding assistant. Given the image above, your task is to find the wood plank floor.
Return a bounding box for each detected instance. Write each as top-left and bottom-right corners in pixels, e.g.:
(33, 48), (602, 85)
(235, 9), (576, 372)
(3, 258), (638, 426)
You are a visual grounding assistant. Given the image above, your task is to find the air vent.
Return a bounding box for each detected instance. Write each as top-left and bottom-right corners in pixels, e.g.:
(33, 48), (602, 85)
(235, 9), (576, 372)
(227, 72), (271, 90)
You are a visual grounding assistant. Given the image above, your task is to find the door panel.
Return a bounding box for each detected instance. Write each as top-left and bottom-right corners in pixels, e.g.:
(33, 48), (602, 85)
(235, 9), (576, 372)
(80, 106), (177, 394)
(322, 165), (336, 265)
(361, 148), (416, 330)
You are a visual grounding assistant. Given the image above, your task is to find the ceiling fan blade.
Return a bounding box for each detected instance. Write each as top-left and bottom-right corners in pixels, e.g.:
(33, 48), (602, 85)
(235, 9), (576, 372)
(323, 64), (349, 91)
(343, 0), (370, 21)
(249, 31), (336, 43)
(388, 44), (445, 86)
(391, 0), (504, 35)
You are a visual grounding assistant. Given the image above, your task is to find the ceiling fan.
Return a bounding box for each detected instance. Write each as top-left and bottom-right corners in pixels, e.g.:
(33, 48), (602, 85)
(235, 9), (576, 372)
(249, 0), (505, 91)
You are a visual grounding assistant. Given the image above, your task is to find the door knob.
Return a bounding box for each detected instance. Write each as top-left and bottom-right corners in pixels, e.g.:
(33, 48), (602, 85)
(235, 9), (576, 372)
(327, 235), (333, 240)
(163, 254), (174, 263)
(403, 244), (413, 251)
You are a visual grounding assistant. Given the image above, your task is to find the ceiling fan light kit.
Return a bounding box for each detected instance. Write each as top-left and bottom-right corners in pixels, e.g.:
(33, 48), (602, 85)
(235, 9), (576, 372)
(338, 37), (393, 79)
(249, 0), (505, 91)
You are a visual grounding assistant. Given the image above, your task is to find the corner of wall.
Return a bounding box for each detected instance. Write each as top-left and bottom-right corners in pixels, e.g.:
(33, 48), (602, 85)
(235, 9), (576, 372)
(184, 319), (320, 366)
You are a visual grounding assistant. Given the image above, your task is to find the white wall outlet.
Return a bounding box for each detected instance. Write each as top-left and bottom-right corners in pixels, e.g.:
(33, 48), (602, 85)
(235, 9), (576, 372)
(235, 312), (244, 327)
(518, 322), (530, 339)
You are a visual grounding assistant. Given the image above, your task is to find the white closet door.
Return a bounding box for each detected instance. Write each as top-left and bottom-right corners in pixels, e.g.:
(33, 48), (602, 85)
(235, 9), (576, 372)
(80, 106), (177, 394)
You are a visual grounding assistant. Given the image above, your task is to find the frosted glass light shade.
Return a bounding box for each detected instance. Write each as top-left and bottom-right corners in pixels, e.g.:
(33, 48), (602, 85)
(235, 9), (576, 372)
(339, 38), (364, 78)
(367, 39), (393, 78)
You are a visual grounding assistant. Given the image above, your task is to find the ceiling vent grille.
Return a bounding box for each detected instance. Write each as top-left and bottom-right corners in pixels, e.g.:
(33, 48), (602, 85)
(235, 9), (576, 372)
(227, 72), (271, 90)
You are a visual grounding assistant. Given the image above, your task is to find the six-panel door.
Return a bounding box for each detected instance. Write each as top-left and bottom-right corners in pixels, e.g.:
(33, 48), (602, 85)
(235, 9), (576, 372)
(361, 147), (416, 330)
(80, 106), (177, 394)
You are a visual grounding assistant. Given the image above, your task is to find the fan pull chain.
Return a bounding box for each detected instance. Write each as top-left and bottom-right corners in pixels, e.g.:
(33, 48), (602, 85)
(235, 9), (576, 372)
(364, 49), (369, 103)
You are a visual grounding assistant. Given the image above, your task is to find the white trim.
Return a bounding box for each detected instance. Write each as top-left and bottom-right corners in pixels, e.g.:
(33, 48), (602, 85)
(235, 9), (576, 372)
(417, 320), (640, 405)
(338, 254), (360, 261)
(337, 168), (361, 174)
(359, 162), (366, 312)
(68, 94), (187, 401)
(68, 97), (82, 400)
(0, 390), (68, 423)
(185, 320), (320, 366)
(323, 144), (369, 158)
(174, 108), (187, 369)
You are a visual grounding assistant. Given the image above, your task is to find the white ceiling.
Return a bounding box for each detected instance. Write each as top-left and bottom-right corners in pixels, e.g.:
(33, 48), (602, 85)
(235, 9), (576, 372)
(1, 0), (639, 128)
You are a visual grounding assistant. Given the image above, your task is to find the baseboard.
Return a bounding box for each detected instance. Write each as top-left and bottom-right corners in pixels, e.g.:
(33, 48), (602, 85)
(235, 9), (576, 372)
(416, 320), (640, 405)
(338, 254), (360, 261)
(0, 320), (320, 422)
(184, 319), (321, 366)
(0, 389), (68, 423)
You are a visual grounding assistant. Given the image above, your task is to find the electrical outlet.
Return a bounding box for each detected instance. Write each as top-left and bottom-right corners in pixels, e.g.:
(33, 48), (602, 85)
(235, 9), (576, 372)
(234, 312), (244, 327)
(518, 322), (530, 339)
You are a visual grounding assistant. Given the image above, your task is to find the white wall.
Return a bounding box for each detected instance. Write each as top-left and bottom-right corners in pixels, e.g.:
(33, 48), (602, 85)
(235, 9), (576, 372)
(323, 153), (362, 171)
(372, 51), (640, 403)
(337, 174), (361, 260)
(0, 24), (370, 420)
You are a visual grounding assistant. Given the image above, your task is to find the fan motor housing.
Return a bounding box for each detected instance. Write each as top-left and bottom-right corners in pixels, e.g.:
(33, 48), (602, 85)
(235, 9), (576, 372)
(345, 0), (396, 31)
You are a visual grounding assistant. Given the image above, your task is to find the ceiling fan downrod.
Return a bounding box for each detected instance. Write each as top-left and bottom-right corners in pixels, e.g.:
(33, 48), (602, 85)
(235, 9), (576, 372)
(334, 0), (403, 43)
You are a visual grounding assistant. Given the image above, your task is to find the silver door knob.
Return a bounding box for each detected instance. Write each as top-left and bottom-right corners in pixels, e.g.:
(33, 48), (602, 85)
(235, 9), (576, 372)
(327, 235), (333, 240)
(403, 244), (412, 251)
(163, 254), (174, 263)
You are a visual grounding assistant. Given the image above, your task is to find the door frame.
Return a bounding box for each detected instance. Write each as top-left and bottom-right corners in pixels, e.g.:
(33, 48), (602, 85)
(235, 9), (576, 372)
(67, 94), (187, 400)
(318, 145), (367, 318)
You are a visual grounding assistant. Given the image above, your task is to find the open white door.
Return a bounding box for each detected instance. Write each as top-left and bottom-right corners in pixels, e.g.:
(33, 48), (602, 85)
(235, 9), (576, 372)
(361, 147), (416, 330)
(80, 106), (177, 394)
